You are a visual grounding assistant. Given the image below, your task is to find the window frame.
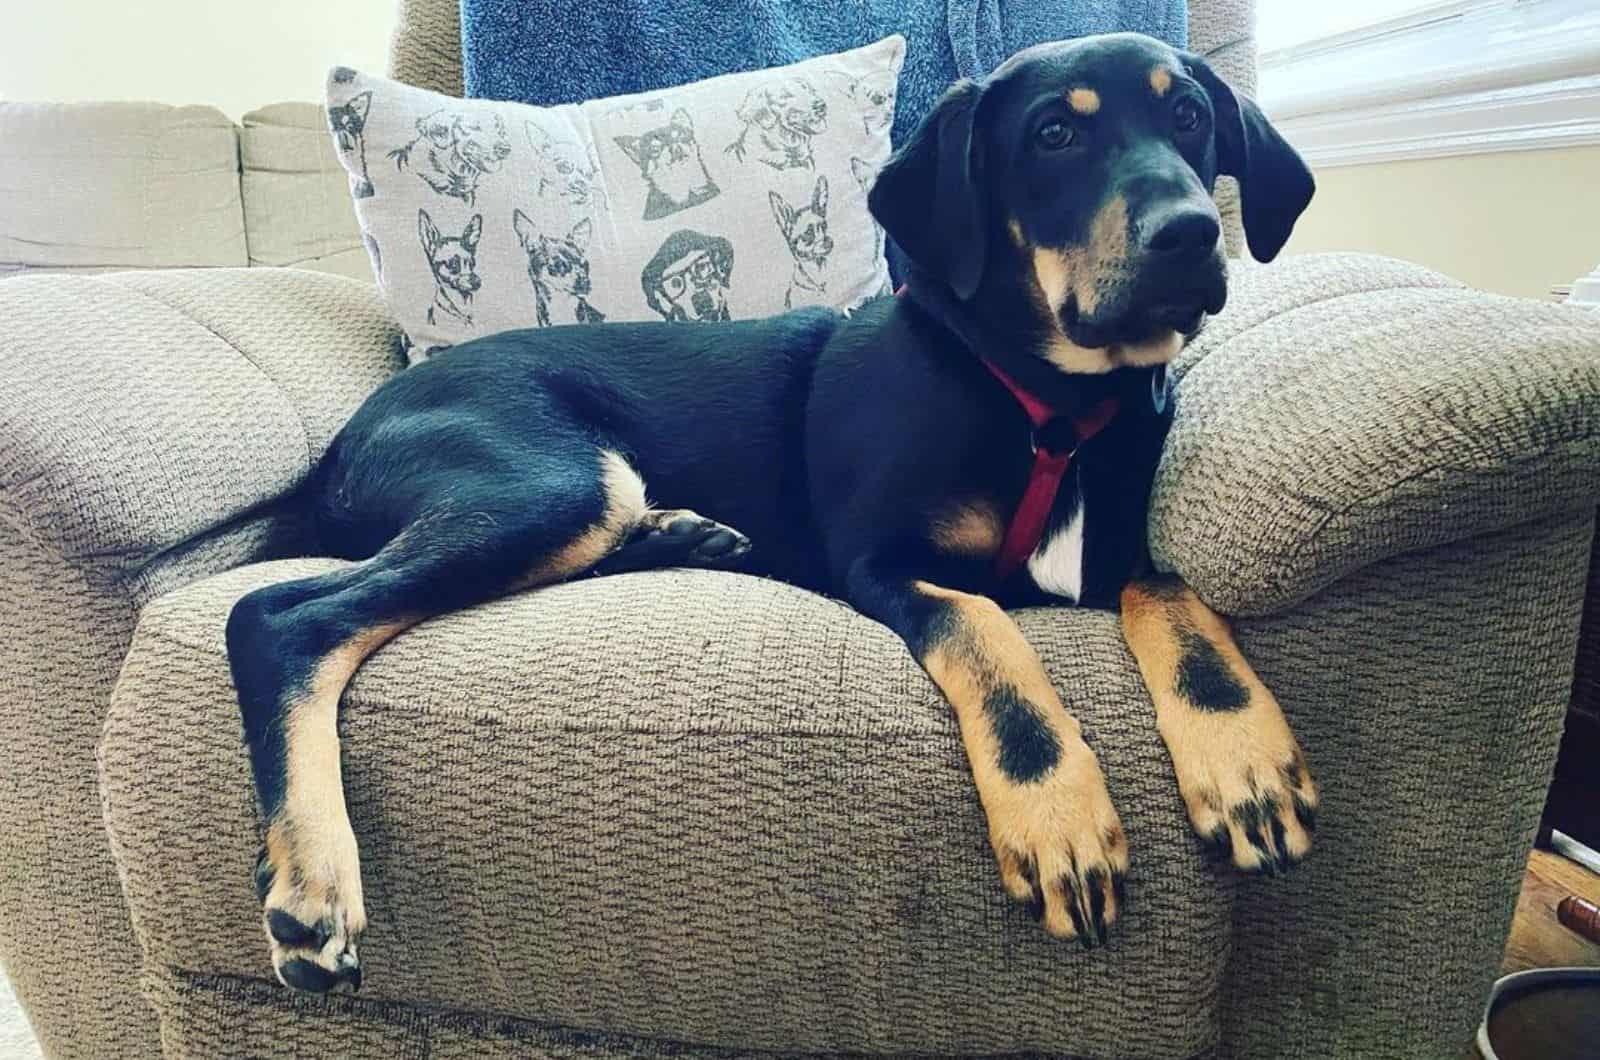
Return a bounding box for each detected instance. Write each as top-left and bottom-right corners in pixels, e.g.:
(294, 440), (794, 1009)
(1256, 0), (1600, 168)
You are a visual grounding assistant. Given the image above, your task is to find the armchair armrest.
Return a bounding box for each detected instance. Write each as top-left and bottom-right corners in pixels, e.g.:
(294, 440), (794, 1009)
(0, 268), (402, 577)
(1151, 252), (1600, 616)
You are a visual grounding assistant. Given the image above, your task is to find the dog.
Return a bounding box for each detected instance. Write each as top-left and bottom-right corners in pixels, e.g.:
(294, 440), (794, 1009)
(614, 108), (720, 220)
(327, 90), (375, 199)
(228, 33), (1316, 992)
(844, 69), (897, 135)
(512, 211), (606, 326)
(770, 176), (833, 309)
(726, 77), (828, 170)
(417, 209), (481, 328)
(641, 229), (735, 322)
(389, 110), (511, 206)
(525, 121), (605, 212)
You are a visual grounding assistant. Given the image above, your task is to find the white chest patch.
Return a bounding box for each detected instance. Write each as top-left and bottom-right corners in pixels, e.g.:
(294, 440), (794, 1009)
(1027, 487), (1085, 603)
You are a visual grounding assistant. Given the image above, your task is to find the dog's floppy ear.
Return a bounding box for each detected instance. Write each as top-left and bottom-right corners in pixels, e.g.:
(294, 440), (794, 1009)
(670, 108), (694, 133)
(812, 175), (828, 218)
(526, 121), (551, 153)
(868, 79), (985, 300)
(738, 88), (776, 128)
(348, 91), (371, 123)
(418, 209), (442, 256)
(461, 215), (483, 253)
(1183, 53), (1314, 263)
(419, 111), (453, 147)
(769, 190), (796, 236)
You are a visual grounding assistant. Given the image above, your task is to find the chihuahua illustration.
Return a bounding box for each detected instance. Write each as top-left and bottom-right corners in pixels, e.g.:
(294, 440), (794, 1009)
(327, 90), (375, 198)
(727, 78), (828, 171)
(769, 176), (832, 310)
(614, 109), (719, 221)
(390, 110), (511, 206)
(512, 210), (606, 327)
(640, 229), (734, 322)
(417, 209), (482, 328)
(845, 70), (897, 135)
(526, 121), (605, 212)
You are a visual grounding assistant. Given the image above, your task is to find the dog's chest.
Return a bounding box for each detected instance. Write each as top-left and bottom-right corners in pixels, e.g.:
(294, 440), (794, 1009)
(1025, 478), (1086, 604)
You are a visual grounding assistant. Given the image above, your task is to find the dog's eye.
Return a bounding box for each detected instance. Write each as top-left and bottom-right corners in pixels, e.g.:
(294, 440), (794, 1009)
(1174, 97), (1204, 133)
(1036, 121), (1075, 150)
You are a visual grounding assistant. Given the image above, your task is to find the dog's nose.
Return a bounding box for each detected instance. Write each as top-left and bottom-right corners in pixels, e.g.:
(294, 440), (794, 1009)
(1145, 208), (1221, 263)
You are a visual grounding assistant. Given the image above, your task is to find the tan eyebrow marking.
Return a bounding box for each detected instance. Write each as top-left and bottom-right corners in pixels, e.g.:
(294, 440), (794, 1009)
(1068, 88), (1100, 115)
(1150, 66), (1173, 97)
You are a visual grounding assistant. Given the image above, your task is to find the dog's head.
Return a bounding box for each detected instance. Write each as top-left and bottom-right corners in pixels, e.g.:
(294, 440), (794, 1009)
(848, 72), (897, 134)
(870, 33), (1314, 374)
(419, 111), (511, 176)
(770, 176), (832, 265)
(328, 91), (370, 150)
(514, 211), (594, 299)
(419, 209), (482, 300)
(615, 109), (701, 177)
(641, 229), (735, 322)
(738, 79), (829, 140)
(527, 123), (602, 208)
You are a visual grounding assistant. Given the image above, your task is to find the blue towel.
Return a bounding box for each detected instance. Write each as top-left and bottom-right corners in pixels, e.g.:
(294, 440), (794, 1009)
(461, 1), (1188, 148)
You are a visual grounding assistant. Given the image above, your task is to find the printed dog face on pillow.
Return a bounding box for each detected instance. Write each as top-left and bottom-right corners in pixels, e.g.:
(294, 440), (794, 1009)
(418, 209), (482, 327)
(513, 210), (606, 327)
(727, 78), (829, 170)
(526, 122), (605, 211)
(390, 110), (512, 206)
(641, 229), (735, 322)
(845, 70), (896, 135)
(328, 90), (375, 198)
(614, 109), (720, 221)
(770, 175), (833, 309)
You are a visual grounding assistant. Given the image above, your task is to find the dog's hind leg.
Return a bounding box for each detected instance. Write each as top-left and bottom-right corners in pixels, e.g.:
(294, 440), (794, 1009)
(227, 450), (648, 992)
(1120, 574), (1318, 875)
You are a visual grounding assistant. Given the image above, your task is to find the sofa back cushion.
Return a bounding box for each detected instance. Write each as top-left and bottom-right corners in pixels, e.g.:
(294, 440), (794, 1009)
(0, 102), (247, 276)
(240, 103), (370, 280)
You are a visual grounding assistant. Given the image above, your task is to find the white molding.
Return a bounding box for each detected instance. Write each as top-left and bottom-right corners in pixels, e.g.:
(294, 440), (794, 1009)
(1279, 73), (1600, 168)
(1260, 0), (1600, 167)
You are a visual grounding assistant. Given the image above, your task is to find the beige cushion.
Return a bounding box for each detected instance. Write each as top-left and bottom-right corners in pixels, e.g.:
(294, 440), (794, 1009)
(0, 102), (246, 274)
(240, 103), (373, 280)
(103, 561), (1232, 1057)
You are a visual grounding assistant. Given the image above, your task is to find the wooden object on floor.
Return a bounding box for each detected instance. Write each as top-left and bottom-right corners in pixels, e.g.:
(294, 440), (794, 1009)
(1502, 849), (1600, 974)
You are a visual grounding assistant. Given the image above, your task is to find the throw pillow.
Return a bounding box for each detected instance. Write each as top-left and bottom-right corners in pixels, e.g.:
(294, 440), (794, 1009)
(325, 37), (904, 360)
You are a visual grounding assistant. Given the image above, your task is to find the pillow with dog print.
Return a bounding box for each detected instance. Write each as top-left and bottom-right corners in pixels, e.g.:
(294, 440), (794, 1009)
(325, 37), (904, 361)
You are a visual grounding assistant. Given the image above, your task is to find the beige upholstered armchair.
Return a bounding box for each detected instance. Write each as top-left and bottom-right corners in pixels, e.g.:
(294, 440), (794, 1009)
(3, 1), (1598, 1056)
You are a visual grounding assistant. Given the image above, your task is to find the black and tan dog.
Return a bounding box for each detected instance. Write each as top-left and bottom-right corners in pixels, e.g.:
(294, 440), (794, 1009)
(229, 33), (1317, 992)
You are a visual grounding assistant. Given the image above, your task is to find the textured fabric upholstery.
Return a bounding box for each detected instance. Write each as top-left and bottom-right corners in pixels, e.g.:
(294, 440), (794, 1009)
(0, 102), (247, 276)
(104, 562), (1232, 1057)
(0, 269), (402, 1060)
(239, 103), (372, 279)
(1152, 254), (1600, 616)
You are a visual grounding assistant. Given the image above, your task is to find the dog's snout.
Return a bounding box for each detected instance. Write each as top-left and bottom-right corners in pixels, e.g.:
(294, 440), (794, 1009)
(1144, 208), (1220, 263)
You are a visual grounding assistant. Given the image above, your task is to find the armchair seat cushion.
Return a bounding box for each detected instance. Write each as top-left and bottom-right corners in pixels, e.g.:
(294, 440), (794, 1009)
(102, 560), (1230, 1057)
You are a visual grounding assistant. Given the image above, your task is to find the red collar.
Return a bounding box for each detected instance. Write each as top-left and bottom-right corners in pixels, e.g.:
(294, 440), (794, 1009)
(980, 357), (1121, 581)
(891, 282), (1122, 581)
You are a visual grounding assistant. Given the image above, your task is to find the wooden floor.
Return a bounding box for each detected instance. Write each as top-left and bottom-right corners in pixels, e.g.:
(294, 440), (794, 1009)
(1472, 848), (1600, 1058)
(1503, 848), (1600, 974)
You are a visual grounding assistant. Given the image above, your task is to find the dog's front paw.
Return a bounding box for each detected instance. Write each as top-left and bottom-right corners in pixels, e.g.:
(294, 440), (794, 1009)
(1166, 706), (1318, 875)
(255, 818), (366, 993)
(983, 738), (1129, 947)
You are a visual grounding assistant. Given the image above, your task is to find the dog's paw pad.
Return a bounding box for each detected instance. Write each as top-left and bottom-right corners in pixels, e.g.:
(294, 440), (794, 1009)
(256, 830), (366, 994)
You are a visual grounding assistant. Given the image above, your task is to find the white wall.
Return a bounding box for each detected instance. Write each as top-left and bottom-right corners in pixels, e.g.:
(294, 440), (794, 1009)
(0, 0), (398, 118)
(1283, 146), (1600, 302)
